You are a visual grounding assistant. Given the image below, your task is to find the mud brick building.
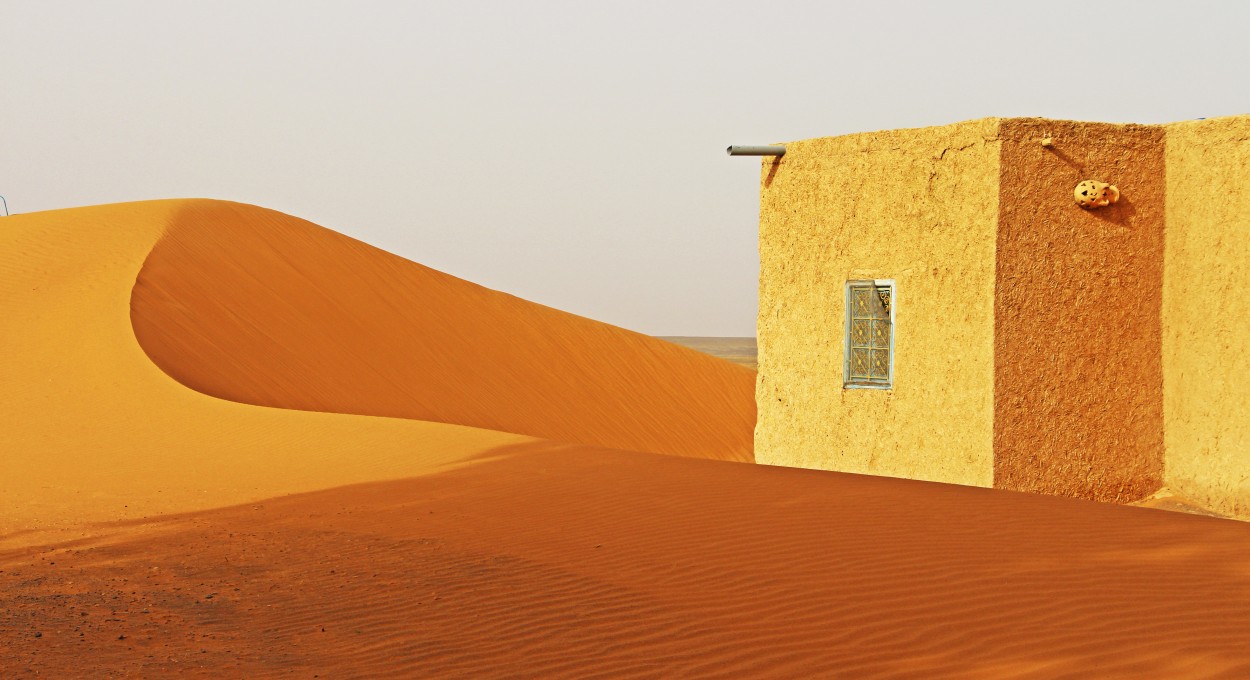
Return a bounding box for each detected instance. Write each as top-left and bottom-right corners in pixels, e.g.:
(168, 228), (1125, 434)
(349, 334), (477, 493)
(755, 115), (1250, 518)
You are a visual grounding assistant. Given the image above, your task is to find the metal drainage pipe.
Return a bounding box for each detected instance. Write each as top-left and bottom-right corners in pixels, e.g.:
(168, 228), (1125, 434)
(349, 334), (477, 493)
(726, 145), (785, 157)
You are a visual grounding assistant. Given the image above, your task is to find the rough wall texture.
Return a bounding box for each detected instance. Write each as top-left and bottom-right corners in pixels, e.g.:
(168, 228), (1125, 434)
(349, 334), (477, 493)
(1163, 115), (1250, 519)
(993, 119), (1166, 503)
(756, 119), (1000, 486)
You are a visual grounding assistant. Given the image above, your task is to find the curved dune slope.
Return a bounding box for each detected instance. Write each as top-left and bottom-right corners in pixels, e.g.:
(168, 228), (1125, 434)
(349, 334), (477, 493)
(1, 199), (723, 544)
(130, 200), (755, 462)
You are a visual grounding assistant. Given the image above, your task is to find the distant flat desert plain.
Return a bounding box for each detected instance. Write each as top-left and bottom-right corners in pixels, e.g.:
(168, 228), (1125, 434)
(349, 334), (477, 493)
(2, 200), (1249, 678)
(659, 337), (757, 370)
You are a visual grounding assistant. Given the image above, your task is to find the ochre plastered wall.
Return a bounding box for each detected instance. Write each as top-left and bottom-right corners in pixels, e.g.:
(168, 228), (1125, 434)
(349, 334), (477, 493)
(993, 119), (1166, 503)
(756, 119), (1000, 486)
(1163, 115), (1250, 519)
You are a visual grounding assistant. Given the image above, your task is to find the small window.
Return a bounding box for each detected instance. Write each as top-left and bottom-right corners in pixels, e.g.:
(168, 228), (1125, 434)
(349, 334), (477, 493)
(845, 280), (894, 389)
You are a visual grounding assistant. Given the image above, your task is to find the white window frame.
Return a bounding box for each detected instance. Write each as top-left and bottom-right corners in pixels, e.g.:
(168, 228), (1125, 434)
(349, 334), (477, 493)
(844, 279), (895, 390)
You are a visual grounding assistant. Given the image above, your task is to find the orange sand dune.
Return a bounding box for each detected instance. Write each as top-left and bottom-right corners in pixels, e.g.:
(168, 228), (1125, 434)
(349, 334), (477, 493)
(0, 200), (749, 545)
(130, 201), (755, 461)
(5, 445), (1250, 678)
(5, 199), (1250, 677)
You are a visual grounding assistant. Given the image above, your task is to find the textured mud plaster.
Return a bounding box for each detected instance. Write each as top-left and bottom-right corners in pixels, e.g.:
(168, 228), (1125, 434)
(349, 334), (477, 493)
(756, 119), (1000, 486)
(1164, 115), (1250, 519)
(994, 119), (1165, 503)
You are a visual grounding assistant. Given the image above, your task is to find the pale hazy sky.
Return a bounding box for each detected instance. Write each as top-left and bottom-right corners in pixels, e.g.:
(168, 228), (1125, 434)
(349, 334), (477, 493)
(4, 1), (1249, 335)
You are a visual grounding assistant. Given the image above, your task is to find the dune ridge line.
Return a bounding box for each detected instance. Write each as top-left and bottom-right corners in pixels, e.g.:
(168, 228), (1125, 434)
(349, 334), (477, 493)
(130, 200), (756, 462)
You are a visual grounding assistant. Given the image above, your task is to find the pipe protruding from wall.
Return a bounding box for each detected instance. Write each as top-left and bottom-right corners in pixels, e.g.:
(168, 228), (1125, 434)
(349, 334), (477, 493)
(727, 145), (786, 157)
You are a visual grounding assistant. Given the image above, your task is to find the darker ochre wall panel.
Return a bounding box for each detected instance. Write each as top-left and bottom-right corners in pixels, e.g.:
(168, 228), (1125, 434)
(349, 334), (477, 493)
(994, 119), (1165, 502)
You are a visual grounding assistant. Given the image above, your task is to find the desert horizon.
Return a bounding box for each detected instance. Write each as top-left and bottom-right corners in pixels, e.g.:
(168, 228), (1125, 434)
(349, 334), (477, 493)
(8, 2), (1250, 675)
(657, 336), (757, 370)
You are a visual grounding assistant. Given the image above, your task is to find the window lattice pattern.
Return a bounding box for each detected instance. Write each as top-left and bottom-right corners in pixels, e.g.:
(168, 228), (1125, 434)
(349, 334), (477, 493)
(847, 283), (892, 386)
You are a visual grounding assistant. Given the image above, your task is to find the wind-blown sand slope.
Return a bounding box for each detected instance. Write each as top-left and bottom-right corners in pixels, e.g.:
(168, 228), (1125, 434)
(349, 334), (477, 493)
(4, 200), (1250, 677)
(0, 199), (749, 544)
(0, 201), (528, 543)
(130, 201), (755, 462)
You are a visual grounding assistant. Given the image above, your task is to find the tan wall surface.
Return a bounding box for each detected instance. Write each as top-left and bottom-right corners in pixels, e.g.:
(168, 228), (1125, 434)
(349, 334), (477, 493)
(756, 119), (1000, 486)
(994, 119), (1166, 503)
(1163, 115), (1250, 518)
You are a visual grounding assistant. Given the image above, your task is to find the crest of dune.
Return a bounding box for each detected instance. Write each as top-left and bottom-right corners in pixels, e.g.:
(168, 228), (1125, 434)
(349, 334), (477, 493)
(129, 200), (755, 462)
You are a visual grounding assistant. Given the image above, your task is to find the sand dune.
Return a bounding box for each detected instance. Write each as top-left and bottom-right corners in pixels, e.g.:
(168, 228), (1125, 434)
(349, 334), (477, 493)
(0, 201), (521, 546)
(0, 199), (751, 546)
(130, 201), (755, 462)
(4, 199), (1250, 677)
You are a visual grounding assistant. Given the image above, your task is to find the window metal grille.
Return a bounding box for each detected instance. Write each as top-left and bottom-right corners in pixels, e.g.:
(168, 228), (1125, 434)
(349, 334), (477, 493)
(845, 280), (894, 388)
